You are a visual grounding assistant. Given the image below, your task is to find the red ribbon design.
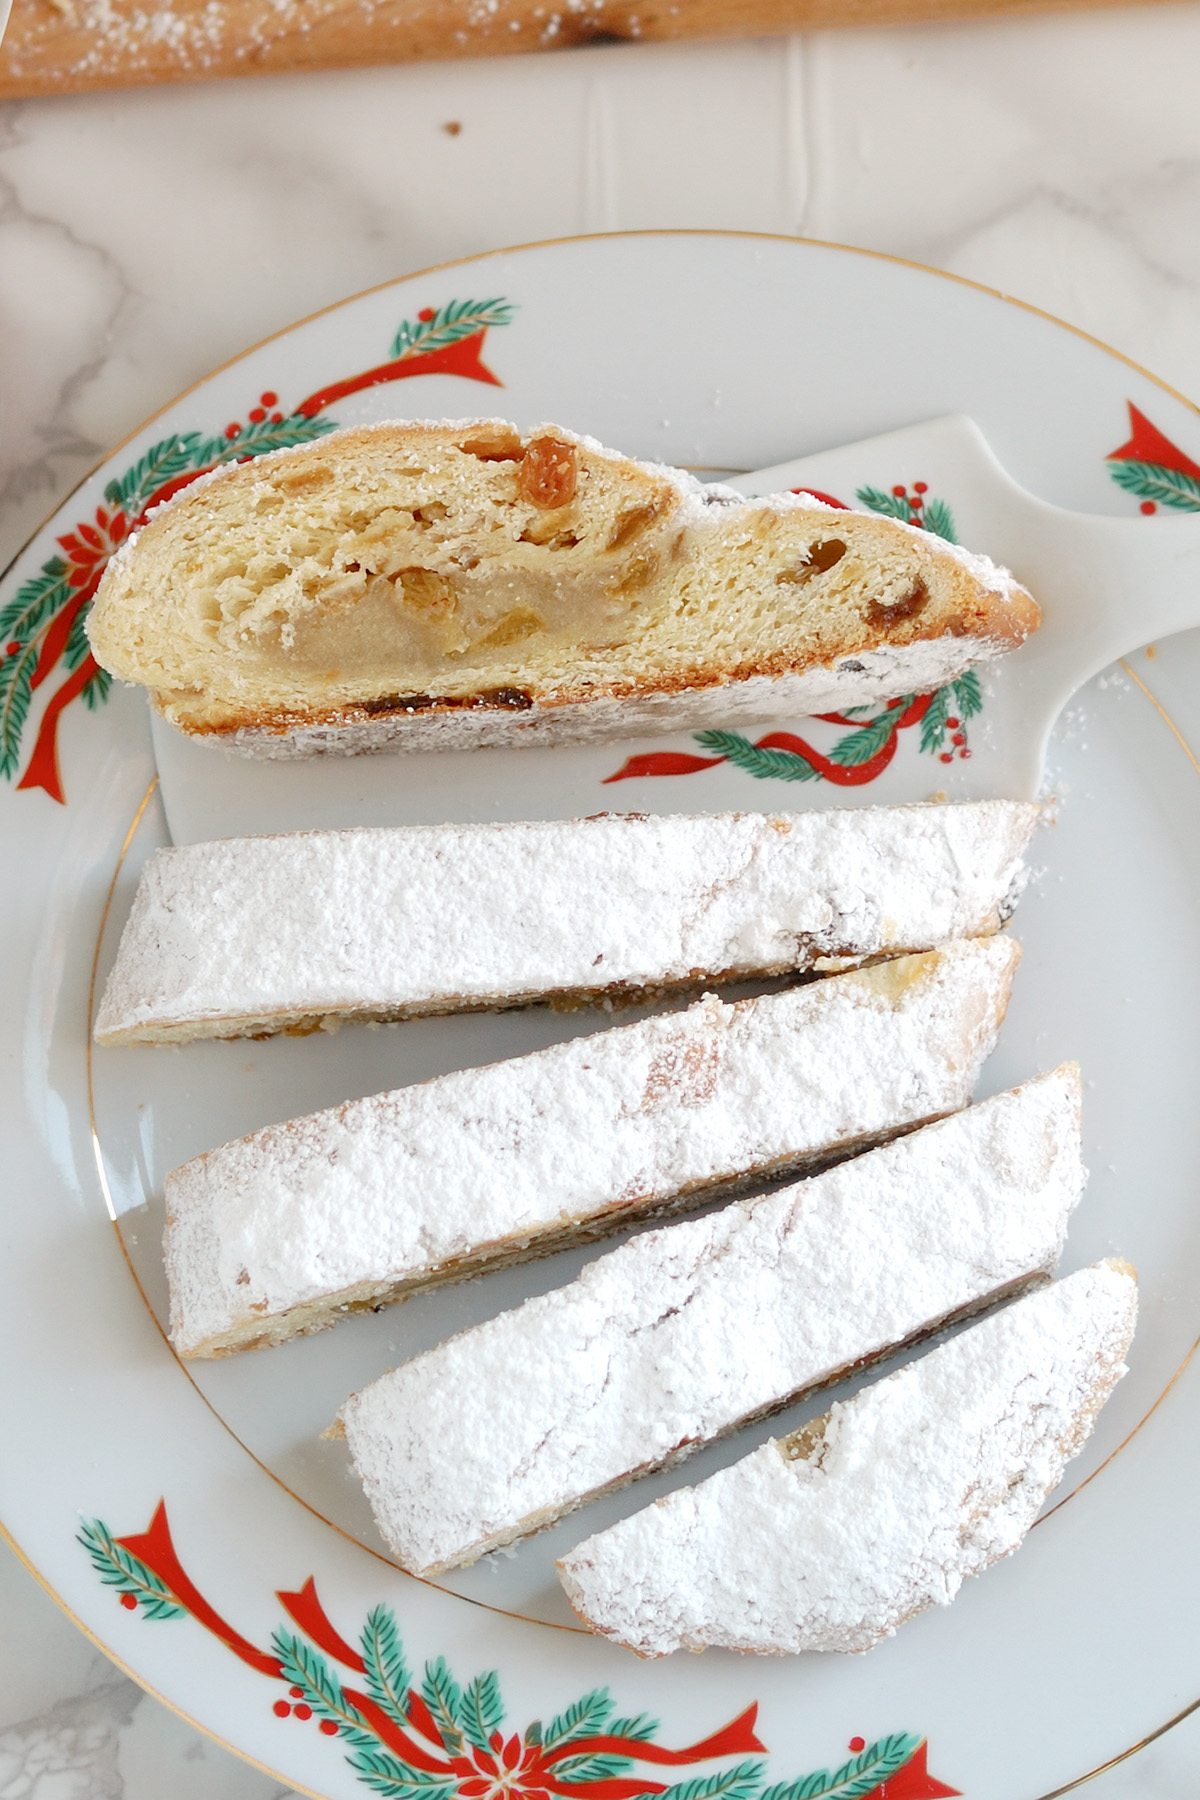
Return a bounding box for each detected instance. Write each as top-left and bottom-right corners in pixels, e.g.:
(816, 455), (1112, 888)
(296, 331), (502, 418)
(1108, 402), (1200, 484)
(117, 1502), (767, 1794)
(603, 695), (933, 788)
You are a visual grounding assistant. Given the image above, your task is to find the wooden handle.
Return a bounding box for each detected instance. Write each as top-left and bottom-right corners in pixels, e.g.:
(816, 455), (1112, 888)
(0, 0), (1164, 98)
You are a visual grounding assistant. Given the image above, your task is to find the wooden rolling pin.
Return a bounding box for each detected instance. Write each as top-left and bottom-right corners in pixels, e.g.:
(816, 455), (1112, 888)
(0, 0), (1159, 98)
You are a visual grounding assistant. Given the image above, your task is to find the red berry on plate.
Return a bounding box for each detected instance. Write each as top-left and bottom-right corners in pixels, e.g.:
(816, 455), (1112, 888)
(940, 751), (953, 763)
(913, 482), (927, 494)
(1141, 500), (1157, 515)
(270, 413), (283, 423)
(952, 731), (966, 746)
(892, 484), (906, 497)
(960, 747), (972, 758)
(273, 1700), (291, 1718)
(6, 641), (20, 657)
(945, 716), (959, 728)
(294, 1704), (312, 1721)
(120, 1591), (137, 1609)
(249, 408), (266, 423)
(320, 1719), (339, 1735)
(261, 391), (278, 407)
(225, 423), (240, 440)
(849, 1736), (866, 1752)
(418, 307), (437, 321)
(289, 1686), (304, 1698)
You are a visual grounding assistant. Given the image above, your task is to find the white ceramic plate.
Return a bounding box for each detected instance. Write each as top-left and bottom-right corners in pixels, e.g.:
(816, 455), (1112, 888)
(5, 232), (1200, 1800)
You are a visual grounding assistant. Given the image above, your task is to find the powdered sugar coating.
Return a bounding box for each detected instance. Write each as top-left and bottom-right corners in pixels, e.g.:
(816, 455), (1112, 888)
(339, 1056), (1074, 1576)
(94, 800), (1036, 1045)
(165, 937), (1020, 1356)
(558, 1261), (1137, 1656)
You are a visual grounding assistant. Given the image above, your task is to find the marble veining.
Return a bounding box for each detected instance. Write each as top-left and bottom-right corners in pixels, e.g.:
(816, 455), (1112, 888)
(5, 12), (1200, 1791)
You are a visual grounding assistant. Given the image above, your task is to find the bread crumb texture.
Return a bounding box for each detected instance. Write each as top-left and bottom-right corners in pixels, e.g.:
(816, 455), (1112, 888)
(86, 419), (1040, 752)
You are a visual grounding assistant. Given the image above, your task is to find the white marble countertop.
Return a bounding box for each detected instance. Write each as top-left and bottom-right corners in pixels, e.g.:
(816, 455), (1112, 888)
(4, 13), (1200, 1792)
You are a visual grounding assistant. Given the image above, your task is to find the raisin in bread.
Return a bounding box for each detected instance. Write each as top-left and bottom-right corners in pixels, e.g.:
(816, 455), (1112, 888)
(86, 419), (1039, 755)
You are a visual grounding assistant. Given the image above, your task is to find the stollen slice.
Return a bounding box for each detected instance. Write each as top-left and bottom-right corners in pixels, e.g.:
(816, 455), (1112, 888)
(557, 1259), (1137, 1657)
(336, 1064), (1080, 1575)
(94, 799), (1035, 1046)
(84, 418), (1039, 757)
(166, 935), (1019, 1357)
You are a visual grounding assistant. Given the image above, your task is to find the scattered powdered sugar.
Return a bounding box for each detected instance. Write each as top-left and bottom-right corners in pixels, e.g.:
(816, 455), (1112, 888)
(557, 1261), (1137, 1656)
(165, 936), (1020, 1356)
(94, 800), (1037, 1043)
(338, 1063), (1079, 1575)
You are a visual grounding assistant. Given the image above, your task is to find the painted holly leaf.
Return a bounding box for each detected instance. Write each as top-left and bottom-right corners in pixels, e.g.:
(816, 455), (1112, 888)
(272, 1628), (379, 1751)
(361, 1604), (411, 1728)
(761, 1734), (921, 1800)
(391, 298), (517, 361)
(1108, 458), (1200, 512)
(694, 729), (824, 782)
(76, 1520), (185, 1621)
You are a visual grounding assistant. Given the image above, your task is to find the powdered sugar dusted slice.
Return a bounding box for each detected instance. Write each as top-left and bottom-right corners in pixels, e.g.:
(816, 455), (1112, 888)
(166, 936), (1019, 1357)
(93, 800), (1036, 1046)
(557, 1260), (1137, 1657)
(338, 1061), (1077, 1576)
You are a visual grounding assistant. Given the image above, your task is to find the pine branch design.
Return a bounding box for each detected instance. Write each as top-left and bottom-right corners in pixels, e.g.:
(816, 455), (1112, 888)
(81, 667), (112, 711)
(693, 729), (824, 782)
(272, 1629), (379, 1751)
(952, 668), (983, 719)
(1109, 458), (1200, 511)
(855, 485), (914, 523)
(346, 1747), (457, 1800)
(760, 1734), (921, 1800)
(654, 1760), (766, 1800)
(76, 1521), (185, 1620)
(825, 708), (904, 767)
(460, 1671), (505, 1752)
(1, 640), (44, 781)
(421, 1657), (466, 1752)
(608, 1714), (658, 1743)
(922, 496), (957, 542)
(361, 1605), (412, 1729)
(543, 1688), (614, 1747)
(919, 685), (950, 757)
(391, 299), (517, 361)
(552, 1754), (636, 1782)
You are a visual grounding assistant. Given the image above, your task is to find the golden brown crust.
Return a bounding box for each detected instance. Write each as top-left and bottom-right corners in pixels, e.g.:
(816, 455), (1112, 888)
(88, 419), (1040, 750)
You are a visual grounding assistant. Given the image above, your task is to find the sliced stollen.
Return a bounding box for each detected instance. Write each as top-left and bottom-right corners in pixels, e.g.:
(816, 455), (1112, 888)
(94, 799), (1036, 1046)
(337, 1063), (1079, 1576)
(557, 1260), (1137, 1657)
(165, 936), (1021, 1357)
(85, 418), (1040, 756)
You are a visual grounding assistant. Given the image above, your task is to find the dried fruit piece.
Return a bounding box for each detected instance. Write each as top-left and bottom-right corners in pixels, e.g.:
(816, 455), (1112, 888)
(777, 538), (848, 584)
(866, 578), (930, 628)
(460, 429), (523, 461)
(607, 502), (661, 550)
(519, 435), (579, 509)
